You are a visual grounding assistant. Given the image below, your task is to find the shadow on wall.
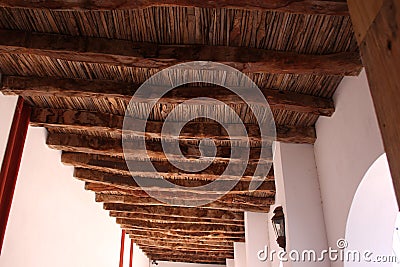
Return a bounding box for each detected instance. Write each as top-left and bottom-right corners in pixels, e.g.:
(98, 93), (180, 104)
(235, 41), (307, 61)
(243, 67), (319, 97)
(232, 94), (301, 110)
(345, 154), (399, 267)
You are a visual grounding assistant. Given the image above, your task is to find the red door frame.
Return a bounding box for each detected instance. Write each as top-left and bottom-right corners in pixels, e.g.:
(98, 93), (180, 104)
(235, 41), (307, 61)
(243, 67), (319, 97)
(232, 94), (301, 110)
(0, 97), (31, 254)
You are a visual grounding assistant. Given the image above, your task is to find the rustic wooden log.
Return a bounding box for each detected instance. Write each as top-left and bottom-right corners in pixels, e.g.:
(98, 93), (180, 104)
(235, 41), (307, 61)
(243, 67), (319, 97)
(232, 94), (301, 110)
(87, 182), (274, 206)
(73, 168), (276, 195)
(116, 218), (244, 233)
(64, 152), (274, 182)
(2, 75), (334, 117)
(47, 132), (273, 162)
(103, 203), (244, 221)
(0, 0), (349, 15)
(0, 30), (362, 75)
(110, 210), (242, 226)
(96, 193), (272, 212)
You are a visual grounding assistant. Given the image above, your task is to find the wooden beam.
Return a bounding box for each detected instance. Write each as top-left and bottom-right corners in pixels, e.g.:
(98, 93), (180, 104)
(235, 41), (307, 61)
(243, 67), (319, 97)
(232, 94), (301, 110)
(28, 106), (317, 144)
(74, 168), (276, 195)
(64, 152), (274, 182)
(131, 238), (233, 250)
(122, 226), (244, 238)
(3, 75), (334, 118)
(137, 243), (232, 253)
(87, 182), (274, 208)
(103, 203), (244, 221)
(117, 218), (244, 233)
(142, 249), (233, 259)
(146, 253), (226, 264)
(128, 234), (238, 246)
(0, 30), (362, 75)
(97, 193), (272, 213)
(348, 0), (400, 205)
(0, 97), (30, 254)
(0, 0), (349, 15)
(109, 211), (243, 226)
(47, 132), (273, 162)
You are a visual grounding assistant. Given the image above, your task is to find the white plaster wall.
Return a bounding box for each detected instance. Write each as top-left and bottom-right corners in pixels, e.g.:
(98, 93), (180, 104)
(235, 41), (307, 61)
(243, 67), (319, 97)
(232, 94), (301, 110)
(226, 258), (235, 267)
(234, 242), (247, 267)
(245, 212), (271, 267)
(314, 70), (385, 267)
(0, 94), (149, 267)
(273, 143), (329, 267)
(345, 154), (398, 266)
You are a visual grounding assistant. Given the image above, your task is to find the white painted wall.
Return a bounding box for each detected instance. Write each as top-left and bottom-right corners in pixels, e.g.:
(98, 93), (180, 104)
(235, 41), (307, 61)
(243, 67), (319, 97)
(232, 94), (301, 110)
(0, 94), (149, 267)
(245, 212), (271, 267)
(234, 242), (246, 267)
(345, 154), (398, 266)
(273, 143), (329, 267)
(226, 258), (235, 267)
(314, 70), (385, 267)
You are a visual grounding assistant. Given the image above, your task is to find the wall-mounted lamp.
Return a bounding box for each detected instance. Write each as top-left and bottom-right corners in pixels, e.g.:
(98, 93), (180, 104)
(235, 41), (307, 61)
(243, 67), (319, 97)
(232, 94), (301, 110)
(271, 206), (286, 250)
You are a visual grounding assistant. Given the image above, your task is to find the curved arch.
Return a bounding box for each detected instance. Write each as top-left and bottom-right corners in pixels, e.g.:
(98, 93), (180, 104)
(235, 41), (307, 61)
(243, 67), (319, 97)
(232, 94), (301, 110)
(345, 154), (398, 266)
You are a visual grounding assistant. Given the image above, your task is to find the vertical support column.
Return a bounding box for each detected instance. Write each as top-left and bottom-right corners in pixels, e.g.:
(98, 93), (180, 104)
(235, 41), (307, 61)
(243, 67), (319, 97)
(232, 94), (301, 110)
(273, 143), (329, 267)
(234, 242), (247, 267)
(226, 258), (235, 267)
(129, 239), (134, 267)
(245, 212), (271, 267)
(0, 96), (30, 254)
(348, 0), (400, 206)
(119, 229), (126, 267)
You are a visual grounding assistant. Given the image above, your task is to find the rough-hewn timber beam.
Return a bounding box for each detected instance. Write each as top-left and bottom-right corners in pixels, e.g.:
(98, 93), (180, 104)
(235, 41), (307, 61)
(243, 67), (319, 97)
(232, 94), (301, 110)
(109, 210), (242, 226)
(146, 253), (227, 264)
(128, 234), (238, 246)
(136, 243), (232, 253)
(132, 238), (233, 249)
(87, 182), (274, 207)
(116, 218), (244, 233)
(64, 152), (274, 182)
(3, 76), (334, 117)
(126, 229), (243, 241)
(27, 106), (317, 144)
(142, 249), (233, 259)
(96, 193), (272, 212)
(104, 203), (244, 221)
(47, 132), (272, 162)
(74, 168), (275, 195)
(0, 30), (362, 75)
(135, 242), (232, 252)
(0, 0), (349, 15)
(121, 225), (244, 238)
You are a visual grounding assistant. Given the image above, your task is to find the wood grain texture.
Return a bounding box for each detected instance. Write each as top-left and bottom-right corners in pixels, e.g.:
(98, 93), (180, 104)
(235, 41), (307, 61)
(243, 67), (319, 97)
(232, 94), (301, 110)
(348, 0), (384, 44)
(116, 218), (244, 233)
(103, 203), (244, 221)
(0, 0), (349, 15)
(349, 0), (400, 205)
(3, 75), (334, 117)
(28, 106), (317, 144)
(0, 30), (362, 75)
(109, 210), (242, 226)
(74, 168), (275, 195)
(64, 152), (274, 182)
(96, 193), (272, 212)
(47, 132), (273, 162)
(87, 182), (274, 206)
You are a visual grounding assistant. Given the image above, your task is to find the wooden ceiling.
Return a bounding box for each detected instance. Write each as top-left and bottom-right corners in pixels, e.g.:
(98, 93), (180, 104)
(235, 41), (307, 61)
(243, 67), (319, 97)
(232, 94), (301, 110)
(0, 1), (361, 265)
